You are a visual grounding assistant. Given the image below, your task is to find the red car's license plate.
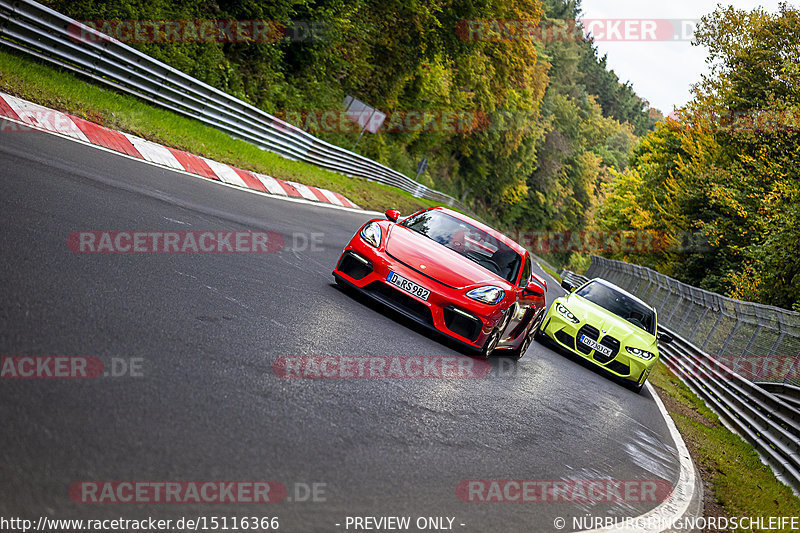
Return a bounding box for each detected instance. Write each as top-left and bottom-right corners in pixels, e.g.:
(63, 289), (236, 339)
(387, 271), (430, 301)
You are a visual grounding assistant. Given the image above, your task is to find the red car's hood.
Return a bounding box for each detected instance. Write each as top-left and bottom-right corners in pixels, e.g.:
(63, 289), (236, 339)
(385, 225), (503, 289)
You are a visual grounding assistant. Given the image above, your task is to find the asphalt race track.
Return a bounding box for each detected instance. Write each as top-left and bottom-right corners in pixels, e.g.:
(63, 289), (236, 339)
(0, 128), (681, 532)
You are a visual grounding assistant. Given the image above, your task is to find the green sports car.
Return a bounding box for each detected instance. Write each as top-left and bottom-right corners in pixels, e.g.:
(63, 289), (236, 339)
(536, 277), (672, 393)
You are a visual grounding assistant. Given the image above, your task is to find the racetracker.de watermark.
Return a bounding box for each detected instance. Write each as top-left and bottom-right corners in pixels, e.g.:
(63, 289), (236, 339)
(67, 20), (328, 44)
(274, 109), (490, 134)
(679, 356), (800, 382)
(273, 356), (493, 379)
(457, 479), (673, 503)
(505, 230), (709, 254)
(0, 356), (143, 379)
(66, 231), (324, 253)
(670, 108), (800, 133)
(69, 481), (287, 504)
(457, 18), (697, 42)
(1, 113), (82, 135)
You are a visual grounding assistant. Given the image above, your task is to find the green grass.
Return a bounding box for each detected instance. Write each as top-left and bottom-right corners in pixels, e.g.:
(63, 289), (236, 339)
(539, 263), (562, 284)
(650, 362), (800, 527)
(0, 47), (440, 215)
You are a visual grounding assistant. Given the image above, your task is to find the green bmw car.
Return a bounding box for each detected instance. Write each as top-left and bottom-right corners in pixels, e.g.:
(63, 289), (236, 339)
(537, 277), (672, 393)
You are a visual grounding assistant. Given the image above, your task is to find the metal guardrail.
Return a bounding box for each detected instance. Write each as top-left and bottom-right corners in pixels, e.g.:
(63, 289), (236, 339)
(0, 0), (470, 212)
(659, 329), (800, 494)
(586, 255), (800, 387)
(559, 268), (800, 493)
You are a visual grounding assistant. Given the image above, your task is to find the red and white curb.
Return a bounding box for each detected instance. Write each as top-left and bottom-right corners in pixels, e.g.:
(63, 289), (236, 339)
(0, 92), (360, 210)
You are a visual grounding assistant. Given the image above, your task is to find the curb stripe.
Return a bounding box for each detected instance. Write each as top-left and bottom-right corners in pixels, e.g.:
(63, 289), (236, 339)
(277, 181), (304, 198)
(0, 95), (21, 121)
(334, 192), (358, 209)
(287, 181), (320, 202)
(167, 148), (219, 180)
(231, 167), (268, 192)
(0, 92), (361, 209)
(253, 173), (288, 196)
(71, 117), (142, 159)
(122, 133), (184, 171)
(307, 186), (331, 204)
(200, 158), (248, 187)
(4, 95), (90, 143)
(318, 188), (345, 207)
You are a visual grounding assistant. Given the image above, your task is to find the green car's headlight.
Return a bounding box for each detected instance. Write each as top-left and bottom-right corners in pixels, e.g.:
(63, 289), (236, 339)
(466, 286), (505, 305)
(626, 346), (656, 360)
(360, 221), (382, 247)
(555, 302), (579, 323)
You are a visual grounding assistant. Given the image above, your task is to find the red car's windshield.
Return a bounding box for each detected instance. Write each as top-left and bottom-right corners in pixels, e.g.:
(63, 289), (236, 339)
(401, 210), (522, 283)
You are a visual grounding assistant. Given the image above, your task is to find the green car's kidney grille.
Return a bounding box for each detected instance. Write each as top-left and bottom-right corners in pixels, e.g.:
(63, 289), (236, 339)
(596, 336), (621, 363)
(575, 324), (621, 364)
(576, 325), (600, 355)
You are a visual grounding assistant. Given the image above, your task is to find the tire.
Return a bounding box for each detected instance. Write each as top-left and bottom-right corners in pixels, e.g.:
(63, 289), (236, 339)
(482, 306), (514, 359)
(628, 367), (652, 393)
(481, 328), (501, 359)
(508, 309), (543, 360)
(533, 309), (548, 343)
(508, 326), (534, 360)
(629, 379), (646, 394)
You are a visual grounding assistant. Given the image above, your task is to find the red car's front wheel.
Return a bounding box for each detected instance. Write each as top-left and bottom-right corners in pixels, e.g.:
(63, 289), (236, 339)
(508, 308), (543, 360)
(481, 328), (501, 359)
(482, 307), (513, 358)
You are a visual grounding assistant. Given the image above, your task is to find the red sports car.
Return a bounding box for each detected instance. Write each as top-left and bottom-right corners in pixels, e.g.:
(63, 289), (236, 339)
(333, 206), (548, 358)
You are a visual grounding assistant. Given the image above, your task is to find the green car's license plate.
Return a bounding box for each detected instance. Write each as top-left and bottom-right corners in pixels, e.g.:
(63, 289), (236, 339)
(579, 334), (613, 357)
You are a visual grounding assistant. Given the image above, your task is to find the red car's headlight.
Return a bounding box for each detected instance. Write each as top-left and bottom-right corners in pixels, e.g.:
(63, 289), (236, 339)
(360, 221), (382, 247)
(466, 286), (505, 305)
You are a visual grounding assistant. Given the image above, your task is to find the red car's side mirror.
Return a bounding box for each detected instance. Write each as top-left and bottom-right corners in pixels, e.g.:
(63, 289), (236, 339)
(523, 281), (545, 297)
(385, 209), (401, 222)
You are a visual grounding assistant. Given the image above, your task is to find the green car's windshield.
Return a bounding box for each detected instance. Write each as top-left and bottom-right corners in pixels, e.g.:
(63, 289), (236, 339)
(401, 210), (522, 283)
(575, 281), (656, 334)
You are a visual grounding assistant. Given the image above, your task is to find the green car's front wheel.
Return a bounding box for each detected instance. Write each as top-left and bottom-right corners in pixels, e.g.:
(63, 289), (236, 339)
(629, 379), (645, 394)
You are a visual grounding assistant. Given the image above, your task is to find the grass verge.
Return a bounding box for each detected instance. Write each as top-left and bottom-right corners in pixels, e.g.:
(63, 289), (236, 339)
(649, 362), (800, 528)
(0, 47), (439, 215)
(539, 263), (562, 284)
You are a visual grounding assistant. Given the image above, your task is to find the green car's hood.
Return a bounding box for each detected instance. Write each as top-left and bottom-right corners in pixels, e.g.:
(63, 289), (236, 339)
(563, 292), (658, 351)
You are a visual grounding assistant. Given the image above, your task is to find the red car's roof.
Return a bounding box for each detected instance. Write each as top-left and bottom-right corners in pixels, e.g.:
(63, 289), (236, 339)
(421, 206), (528, 257)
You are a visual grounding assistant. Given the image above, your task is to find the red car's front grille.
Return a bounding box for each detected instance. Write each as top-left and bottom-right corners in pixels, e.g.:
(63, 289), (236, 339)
(365, 281), (435, 327)
(442, 306), (482, 342)
(337, 252), (372, 280)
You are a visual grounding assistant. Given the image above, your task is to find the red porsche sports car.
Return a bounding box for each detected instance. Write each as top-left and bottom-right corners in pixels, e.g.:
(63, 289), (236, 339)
(333, 206), (548, 358)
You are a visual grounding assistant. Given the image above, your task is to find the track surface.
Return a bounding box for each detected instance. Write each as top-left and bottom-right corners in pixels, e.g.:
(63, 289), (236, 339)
(0, 128), (680, 532)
